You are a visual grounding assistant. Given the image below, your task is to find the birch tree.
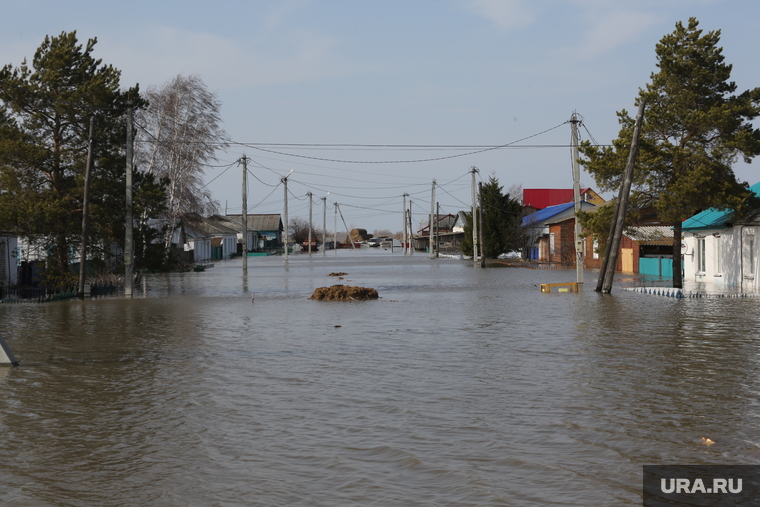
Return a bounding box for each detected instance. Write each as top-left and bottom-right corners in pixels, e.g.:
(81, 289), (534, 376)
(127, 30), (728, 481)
(135, 74), (228, 250)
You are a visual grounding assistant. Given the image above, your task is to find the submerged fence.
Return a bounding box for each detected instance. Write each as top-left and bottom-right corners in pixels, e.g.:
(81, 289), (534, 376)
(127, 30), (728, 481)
(0, 281), (122, 304)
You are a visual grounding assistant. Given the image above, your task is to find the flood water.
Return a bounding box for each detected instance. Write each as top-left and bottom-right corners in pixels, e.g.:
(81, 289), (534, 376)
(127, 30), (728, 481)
(2, 250), (760, 506)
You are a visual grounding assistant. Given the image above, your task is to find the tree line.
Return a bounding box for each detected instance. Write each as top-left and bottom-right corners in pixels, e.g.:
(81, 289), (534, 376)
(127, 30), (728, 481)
(0, 31), (226, 286)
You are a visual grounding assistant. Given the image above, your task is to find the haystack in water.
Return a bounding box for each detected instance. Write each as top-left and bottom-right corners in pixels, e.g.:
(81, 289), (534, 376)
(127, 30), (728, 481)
(310, 285), (379, 301)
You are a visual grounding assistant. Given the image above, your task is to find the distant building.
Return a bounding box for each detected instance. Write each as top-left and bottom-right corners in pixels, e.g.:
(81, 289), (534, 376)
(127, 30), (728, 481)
(221, 214), (284, 251)
(522, 188), (604, 215)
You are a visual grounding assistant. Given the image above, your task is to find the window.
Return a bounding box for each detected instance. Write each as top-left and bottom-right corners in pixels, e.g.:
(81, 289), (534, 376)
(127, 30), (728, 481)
(697, 237), (706, 273)
(714, 236), (722, 275)
(749, 235), (756, 277)
(549, 233), (555, 255)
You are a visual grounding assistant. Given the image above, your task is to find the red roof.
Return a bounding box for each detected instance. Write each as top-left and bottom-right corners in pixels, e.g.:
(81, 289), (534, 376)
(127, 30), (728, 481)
(522, 188), (590, 210)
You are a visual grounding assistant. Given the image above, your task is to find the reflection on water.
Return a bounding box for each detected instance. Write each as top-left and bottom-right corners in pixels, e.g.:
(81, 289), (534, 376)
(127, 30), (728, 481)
(2, 250), (760, 506)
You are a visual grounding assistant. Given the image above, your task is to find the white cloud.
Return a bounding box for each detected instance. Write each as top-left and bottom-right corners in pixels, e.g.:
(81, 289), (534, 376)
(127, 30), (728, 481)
(466, 0), (537, 29)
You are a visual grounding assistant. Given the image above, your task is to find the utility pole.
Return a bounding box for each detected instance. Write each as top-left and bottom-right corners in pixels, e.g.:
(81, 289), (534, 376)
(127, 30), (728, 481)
(337, 204), (356, 249)
(241, 155), (248, 274)
(307, 192), (313, 255)
(599, 100), (646, 294)
(334, 203), (338, 256)
(407, 200), (413, 254)
(78, 116), (95, 297)
(282, 170), (293, 261)
(429, 180), (436, 259)
(322, 193), (329, 256)
(435, 202), (440, 258)
(125, 103), (134, 298)
(471, 167), (479, 266)
(570, 113), (584, 284)
(402, 193), (408, 255)
(479, 181), (485, 268)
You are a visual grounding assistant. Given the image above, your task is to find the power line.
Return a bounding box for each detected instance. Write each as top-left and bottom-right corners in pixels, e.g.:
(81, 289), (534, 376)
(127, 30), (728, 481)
(238, 121), (570, 164)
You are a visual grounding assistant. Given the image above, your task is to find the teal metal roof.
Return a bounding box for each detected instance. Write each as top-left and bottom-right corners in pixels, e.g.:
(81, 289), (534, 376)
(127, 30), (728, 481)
(682, 181), (760, 231)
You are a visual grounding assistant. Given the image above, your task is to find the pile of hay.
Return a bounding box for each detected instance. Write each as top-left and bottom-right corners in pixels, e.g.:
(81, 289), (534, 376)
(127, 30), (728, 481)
(309, 285), (379, 301)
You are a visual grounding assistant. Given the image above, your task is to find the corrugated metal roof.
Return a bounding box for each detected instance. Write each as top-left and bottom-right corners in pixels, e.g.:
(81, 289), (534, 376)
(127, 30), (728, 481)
(682, 181), (760, 231)
(522, 188), (591, 210)
(626, 225), (674, 245)
(521, 202), (575, 227)
(225, 214), (283, 232)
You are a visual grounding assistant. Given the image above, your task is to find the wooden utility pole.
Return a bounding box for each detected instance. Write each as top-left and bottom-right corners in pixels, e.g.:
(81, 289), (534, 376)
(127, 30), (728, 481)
(570, 113), (584, 284)
(471, 167), (479, 266)
(479, 181), (485, 268)
(600, 100), (646, 294)
(241, 156), (248, 274)
(78, 116), (96, 297)
(125, 103), (134, 298)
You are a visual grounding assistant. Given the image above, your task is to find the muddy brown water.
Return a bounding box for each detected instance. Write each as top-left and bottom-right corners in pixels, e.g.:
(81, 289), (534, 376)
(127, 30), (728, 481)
(2, 250), (760, 506)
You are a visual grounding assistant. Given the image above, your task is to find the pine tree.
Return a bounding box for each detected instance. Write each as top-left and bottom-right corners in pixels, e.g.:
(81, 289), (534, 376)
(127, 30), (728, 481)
(0, 32), (165, 284)
(461, 176), (521, 258)
(580, 18), (760, 287)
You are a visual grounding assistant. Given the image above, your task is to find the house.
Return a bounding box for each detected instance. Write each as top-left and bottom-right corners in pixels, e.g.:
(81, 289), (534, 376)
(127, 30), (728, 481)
(522, 188), (605, 214)
(0, 233), (18, 290)
(681, 181), (760, 291)
(181, 214), (237, 260)
(413, 213), (460, 252)
(182, 225), (212, 263)
(222, 214), (284, 251)
(521, 202), (597, 261)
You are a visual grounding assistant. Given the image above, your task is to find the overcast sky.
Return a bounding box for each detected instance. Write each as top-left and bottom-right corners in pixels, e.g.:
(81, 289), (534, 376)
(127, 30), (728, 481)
(2, 1), (759, 233)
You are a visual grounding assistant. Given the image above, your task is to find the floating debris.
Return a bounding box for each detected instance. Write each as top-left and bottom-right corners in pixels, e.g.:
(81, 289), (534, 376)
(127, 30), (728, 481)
(700, 437), (716, 446)
(310, 285), (379, 301)
(328, 272), (348, 277)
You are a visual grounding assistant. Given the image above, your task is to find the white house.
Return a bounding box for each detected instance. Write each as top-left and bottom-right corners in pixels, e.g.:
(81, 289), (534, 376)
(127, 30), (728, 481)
(682, 181), (760, 292)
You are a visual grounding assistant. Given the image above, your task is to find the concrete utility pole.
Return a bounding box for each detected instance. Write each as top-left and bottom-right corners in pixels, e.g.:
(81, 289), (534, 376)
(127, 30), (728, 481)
(570, 113), (584, 284)
(479, 181), (485, 268)
(407, 200), (413, 254)
(125, 103), (134, 298)
(78, 116), (95, 297)
(334, 203), (338, 256)
(322, 193), (329, 256)
(282, 170), (293, 261)
(599, 100), (646, 294)
(307, 192), (313, 255)
(402, 193), (408, 255)
(435, 203), (440, 258)
(471, 167), (479, 266)
(337, 204), (355, 249)
(241, 155), (248, 274)
(429, 180), (436, 259)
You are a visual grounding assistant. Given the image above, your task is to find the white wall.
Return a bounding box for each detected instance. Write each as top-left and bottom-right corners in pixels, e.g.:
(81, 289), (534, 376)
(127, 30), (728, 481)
(683, 225), (759, 291)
